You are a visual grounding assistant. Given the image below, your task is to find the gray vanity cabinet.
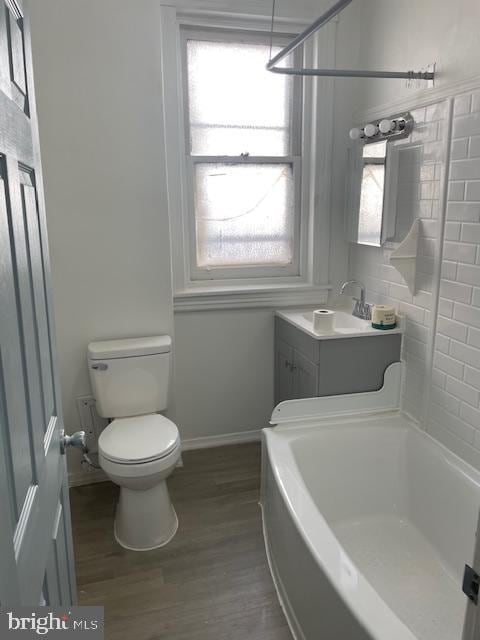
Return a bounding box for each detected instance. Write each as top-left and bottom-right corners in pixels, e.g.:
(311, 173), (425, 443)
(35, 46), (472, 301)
(276, 339), (319, 402)
(275, 339), (295, 402)
(274, 316), (401, 405)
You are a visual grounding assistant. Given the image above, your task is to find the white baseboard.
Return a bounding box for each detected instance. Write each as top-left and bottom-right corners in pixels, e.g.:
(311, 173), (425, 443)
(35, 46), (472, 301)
(68, 429), (263, 487)
(181, 428), (262, 451)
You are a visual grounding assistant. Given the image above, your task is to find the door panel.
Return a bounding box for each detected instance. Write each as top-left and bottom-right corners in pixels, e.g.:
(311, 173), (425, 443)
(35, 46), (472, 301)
(292, 350), (318, 400)
(0, 161), (34, 519)
(275, 339), (294, 404)
(0, 0), (76, 606)
(23, 175), (56, 427)
(5, 0), (29, 112)
(0, 335), (21, 605)
(16, 166), (56, 431)
(43, 482), (76, 607)
(0, 6), (10, 94)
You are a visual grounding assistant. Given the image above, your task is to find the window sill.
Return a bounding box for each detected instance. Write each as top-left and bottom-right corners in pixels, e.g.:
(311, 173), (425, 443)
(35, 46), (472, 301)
(173, 283), (330, 312)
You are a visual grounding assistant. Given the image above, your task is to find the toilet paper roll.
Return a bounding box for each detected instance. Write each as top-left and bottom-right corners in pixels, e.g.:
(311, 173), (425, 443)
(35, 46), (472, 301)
(371, 304), (396, 329)
(313, 309), (335, 333)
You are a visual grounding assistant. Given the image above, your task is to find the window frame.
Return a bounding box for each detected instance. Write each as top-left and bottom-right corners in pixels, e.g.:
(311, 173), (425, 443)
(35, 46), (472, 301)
(159, 6), (334, 310)
(180, 27), (304, 282)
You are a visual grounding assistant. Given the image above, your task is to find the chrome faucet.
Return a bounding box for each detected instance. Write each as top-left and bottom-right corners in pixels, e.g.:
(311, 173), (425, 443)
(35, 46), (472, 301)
(340, 280), (372, 320)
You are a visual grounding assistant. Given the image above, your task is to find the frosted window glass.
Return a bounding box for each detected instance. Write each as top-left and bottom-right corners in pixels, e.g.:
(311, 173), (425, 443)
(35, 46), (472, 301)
(187, 40), (293, 156)
(358, 164), (385, 246)
(194, 163), (294, 267)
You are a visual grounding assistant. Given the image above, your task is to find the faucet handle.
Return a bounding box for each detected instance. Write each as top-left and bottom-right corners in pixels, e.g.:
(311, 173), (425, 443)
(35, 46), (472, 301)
(362, 301), (373, 321)
(352, 299), (372, 321)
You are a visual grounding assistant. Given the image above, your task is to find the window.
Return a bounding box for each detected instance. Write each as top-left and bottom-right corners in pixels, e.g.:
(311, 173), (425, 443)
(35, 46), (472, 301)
(182, 29), (302, 282)
(160, 9), (333, 309)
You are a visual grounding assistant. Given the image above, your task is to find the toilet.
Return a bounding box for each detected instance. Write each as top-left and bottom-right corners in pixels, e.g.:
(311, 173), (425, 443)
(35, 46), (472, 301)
(88, 335), (181, 551)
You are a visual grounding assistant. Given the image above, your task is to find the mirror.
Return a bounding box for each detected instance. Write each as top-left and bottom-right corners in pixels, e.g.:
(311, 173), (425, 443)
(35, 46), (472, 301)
(345, 135), (427, 248)
(345, 139), (394, 247)
(386, 142), (423, 243)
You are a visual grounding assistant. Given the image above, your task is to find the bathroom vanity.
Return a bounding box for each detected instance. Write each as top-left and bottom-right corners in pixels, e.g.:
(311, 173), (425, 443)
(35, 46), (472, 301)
(275, 308), (402, 404)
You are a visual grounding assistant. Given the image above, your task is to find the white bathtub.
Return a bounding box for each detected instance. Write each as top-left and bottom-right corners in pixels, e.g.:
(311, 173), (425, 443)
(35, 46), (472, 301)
(261, 412), (480, 640)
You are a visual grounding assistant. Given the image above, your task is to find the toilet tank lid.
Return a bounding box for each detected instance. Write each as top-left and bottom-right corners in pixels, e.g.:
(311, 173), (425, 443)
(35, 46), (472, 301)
(88, 336), (172, 360)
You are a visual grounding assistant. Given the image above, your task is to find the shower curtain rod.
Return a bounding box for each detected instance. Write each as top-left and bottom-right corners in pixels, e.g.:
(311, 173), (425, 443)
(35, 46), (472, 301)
(267, 0), (435, 81)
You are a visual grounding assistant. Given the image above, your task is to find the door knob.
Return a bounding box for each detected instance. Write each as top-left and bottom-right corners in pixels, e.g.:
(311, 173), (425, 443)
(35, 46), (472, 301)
(60, 429), (88, 455)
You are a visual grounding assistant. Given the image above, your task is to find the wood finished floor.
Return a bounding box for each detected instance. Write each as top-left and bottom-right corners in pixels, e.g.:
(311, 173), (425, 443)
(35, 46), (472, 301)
(70, 443), (292, 640)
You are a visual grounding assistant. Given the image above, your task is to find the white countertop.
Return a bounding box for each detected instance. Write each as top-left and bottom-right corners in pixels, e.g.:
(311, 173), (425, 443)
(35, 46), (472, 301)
(276, 306), (404, 340)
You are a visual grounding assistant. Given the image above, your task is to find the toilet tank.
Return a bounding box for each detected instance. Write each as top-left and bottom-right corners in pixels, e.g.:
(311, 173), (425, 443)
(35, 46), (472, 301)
(88, 336), (172, 418)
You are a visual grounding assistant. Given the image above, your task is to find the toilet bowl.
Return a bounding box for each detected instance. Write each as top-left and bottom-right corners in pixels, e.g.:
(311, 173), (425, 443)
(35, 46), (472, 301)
(88, 335), (180, 551)
(99, 413), (181, 551)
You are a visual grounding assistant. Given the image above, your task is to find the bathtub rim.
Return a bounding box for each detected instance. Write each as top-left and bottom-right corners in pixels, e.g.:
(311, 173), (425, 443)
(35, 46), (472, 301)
(269, 409), (480, 490)
(262, 409), (480, 640)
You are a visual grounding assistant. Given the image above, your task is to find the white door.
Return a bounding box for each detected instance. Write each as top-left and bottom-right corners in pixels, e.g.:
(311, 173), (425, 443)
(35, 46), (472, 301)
(0, 0), (77, 606)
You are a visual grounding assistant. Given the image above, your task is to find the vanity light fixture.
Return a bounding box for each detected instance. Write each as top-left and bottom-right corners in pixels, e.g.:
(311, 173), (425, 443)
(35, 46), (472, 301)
(348, 127), (363, 141)
(363, 123), (378, 139)
(349, 112), (414, 143)
(379, 119), (395, 134)
(268, 0), (435, 83)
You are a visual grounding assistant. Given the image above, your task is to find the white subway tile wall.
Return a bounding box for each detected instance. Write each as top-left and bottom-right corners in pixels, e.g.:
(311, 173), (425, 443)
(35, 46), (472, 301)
(430, 91), (480, 470)
(349, 94), (480, 471)
(349, 102), (448, 423)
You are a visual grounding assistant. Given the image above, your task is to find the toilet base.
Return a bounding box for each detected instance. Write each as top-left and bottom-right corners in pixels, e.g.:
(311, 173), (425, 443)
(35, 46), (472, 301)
(114, 480), (178, 551)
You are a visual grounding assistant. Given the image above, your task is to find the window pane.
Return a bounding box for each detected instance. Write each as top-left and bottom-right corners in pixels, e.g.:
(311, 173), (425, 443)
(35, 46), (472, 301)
(358, 163), (385, 246)
(194, 163), (294, 267)
(187, 39), (293, 156)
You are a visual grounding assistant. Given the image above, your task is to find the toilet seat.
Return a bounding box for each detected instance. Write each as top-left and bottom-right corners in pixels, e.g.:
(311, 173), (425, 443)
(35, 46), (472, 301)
(99, 413), (180, 465)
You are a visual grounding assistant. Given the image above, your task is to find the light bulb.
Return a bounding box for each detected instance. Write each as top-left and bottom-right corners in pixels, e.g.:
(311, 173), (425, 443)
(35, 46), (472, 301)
(379, 119), (393, 134)
(349, 127), (362, 140)
(364, 123), (378, 138)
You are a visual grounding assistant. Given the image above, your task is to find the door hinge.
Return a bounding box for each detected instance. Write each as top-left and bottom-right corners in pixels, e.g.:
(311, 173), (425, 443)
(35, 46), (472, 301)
(463, 564), (480, 605)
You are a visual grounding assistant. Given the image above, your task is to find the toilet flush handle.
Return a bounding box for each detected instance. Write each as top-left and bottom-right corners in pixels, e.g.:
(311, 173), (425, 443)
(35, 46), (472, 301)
(91, 362), (108, 371)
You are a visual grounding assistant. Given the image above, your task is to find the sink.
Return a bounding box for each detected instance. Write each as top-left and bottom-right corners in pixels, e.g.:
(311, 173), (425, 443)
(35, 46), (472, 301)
(276, 308), (403, 340)
(300, 310), (369, 332)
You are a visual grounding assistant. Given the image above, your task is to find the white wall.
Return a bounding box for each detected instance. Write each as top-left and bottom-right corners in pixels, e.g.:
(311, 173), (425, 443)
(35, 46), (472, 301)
(174, 310), (274, 443)
(350, 0), (480, 112)
(29, 0), (324, 476)
(329, 0), (480, 291)
(348, 93), (480, 473)
(31, 0), (480, 472)
(428, 91), (480, 470)
(171, 0), (331, 444)
(328, 2), (363, 295)
(349, 102), (449, 423)
(338, 0), (480, 470)
(29, 0), (174, 473)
